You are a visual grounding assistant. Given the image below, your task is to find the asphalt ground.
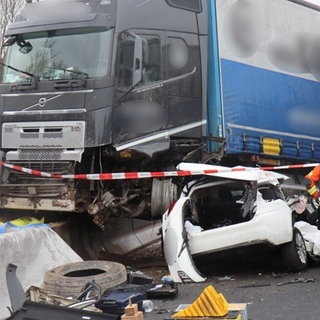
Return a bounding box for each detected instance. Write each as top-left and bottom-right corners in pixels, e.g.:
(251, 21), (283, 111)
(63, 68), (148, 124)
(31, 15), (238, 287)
(139, 247), (320, 320)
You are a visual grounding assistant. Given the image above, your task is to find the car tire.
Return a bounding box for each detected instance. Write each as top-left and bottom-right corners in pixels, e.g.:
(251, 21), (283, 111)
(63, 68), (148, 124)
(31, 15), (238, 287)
(281, 227), (308, 271)
(44, 260), (127, 298)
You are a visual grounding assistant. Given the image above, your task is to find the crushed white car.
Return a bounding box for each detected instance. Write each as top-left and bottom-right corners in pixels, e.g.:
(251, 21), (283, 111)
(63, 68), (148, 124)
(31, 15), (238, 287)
(162, 163), (308, 283)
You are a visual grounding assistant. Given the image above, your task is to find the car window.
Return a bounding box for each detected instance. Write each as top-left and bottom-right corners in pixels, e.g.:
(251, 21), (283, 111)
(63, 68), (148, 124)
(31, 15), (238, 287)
(188, 181), (256, 230)
(191, 182), (245, 205)
(259, 185), (283, 200)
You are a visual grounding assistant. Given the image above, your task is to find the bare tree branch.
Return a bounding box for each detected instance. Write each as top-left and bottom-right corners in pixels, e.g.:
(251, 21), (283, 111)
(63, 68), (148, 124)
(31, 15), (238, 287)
(0, 0), (25, 62)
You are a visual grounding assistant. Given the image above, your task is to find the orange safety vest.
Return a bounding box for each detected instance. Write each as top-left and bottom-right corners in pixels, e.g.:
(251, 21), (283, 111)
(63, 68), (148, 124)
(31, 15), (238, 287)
(305, 165), (320, 200)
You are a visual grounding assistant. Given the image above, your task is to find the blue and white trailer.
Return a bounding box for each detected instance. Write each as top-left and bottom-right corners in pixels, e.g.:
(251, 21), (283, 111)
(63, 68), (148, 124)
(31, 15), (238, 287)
(208, 0), (320, 163)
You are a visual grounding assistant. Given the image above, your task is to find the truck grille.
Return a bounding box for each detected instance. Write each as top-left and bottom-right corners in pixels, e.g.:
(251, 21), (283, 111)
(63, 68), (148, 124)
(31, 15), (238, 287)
(18, 149), (64, 161)
(2, 121), (85, 161)
(2, 121), (85, 149)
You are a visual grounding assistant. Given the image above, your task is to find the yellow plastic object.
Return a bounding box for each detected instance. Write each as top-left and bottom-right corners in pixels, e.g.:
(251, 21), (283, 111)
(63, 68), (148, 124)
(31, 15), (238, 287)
(262, 137), (281, 155)
(172, 285), (229, 318)
(9, 216), (44, 226)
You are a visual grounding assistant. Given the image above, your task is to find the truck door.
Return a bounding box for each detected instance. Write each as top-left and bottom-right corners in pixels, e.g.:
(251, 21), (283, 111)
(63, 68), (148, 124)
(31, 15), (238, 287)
(114, 31), (168, 155)
(114, 29), (203, 157)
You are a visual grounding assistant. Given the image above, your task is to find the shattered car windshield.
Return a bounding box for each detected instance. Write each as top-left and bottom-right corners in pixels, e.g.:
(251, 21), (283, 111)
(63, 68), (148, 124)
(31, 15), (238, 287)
(1, 27), (113, 83)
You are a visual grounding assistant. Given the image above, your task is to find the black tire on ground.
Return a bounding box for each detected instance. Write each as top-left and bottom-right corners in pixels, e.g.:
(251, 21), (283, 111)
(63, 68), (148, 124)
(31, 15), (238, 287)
(281, 227), (308, 272)
(43, 260), (127, 298)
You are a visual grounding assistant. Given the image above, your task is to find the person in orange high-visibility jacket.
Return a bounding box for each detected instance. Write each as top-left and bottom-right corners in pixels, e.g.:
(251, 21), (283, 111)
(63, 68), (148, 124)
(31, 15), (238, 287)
(305, 165), (320, 229)
(305, 165), (320, 201)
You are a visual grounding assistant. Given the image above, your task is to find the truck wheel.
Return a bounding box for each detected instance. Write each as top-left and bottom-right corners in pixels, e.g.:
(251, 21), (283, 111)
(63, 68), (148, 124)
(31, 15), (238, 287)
(281, 228), (308, 271)
(44, 260), (127, 298)
(151, 178), (178, 217)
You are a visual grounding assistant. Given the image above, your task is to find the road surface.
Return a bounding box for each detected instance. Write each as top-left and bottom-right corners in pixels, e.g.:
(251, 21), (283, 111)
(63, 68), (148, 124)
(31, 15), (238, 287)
(141, 248), (320, 320)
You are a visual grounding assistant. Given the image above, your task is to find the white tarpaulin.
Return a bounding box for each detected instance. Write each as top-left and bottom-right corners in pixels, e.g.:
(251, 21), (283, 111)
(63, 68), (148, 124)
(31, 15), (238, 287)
(0, 226), (83, 319)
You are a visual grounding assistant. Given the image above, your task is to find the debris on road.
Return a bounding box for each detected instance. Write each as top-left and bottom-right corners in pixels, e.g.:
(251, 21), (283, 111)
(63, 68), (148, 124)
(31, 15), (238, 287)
(4, 251), (177, 319)
(277, 277), (316, 286)
(2, 217), (249, 320)
(44, 260), (127, 298)
(127, 267), (153, 285)
(213, 275), (235, 281)
(121, 300), (143, 320)
(1, 218), (82, 319)
(237, 283), (271, 288)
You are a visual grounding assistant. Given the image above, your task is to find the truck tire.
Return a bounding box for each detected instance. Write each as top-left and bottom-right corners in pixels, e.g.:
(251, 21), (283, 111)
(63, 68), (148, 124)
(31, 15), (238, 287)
(151, 178), (178, 217)
(44, 260), (127, 298)
(281, 228), (308, 271)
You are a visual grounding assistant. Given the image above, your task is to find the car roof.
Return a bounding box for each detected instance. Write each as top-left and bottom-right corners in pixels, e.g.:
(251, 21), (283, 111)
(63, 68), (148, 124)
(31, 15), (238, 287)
(177, 162), (288, 185)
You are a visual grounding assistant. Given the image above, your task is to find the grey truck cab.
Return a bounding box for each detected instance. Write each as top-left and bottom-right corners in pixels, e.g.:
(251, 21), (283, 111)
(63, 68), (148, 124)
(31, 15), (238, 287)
(0, 0), (206, 219)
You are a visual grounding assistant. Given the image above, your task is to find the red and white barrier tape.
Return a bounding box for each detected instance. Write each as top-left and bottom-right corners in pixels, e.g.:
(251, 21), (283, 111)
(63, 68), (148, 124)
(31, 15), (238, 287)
(0, 161), (319, 181)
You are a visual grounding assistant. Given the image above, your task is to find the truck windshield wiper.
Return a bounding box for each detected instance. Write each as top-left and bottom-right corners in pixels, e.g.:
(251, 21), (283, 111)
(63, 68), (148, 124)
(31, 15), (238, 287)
(48, 66), (88, 79)
(64, 68), (88, 79)
(0, 61), (35, 79)
(48, 67), (88, 89)
(0, 62), (37, 90)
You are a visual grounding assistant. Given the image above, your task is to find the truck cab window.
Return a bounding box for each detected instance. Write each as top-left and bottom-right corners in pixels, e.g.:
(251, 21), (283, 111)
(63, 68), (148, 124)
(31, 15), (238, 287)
(168, 38), (189, 70)
(117, 33), (161, 88)
(142, 36), (161, 83)
(167, 35), (200, 98)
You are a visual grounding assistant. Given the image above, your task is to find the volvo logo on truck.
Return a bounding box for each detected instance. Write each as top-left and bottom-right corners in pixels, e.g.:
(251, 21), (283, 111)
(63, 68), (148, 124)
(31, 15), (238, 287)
(21, 95), (62, 112)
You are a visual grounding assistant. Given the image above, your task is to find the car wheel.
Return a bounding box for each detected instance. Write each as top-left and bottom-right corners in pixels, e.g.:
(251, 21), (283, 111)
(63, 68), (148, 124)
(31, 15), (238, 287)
(281, 227), (308, 271)
(44, 260), (127, 298)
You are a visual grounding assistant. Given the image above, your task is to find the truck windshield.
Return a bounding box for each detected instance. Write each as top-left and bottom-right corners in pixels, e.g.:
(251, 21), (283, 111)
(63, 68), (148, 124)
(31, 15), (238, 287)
(1, 27), (113, 84)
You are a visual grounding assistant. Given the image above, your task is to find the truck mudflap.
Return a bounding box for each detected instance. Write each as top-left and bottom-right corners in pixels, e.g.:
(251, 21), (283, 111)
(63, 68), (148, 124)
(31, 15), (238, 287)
(162, 200), (206, 283)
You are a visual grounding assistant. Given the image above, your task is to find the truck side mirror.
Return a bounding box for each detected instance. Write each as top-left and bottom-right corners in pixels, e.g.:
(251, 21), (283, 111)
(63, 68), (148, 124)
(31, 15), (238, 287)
(118, 31), (148, 88)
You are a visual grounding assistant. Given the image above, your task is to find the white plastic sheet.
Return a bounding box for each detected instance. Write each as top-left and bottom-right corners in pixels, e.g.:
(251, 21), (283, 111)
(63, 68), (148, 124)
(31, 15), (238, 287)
(0, 227), (82, 319)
